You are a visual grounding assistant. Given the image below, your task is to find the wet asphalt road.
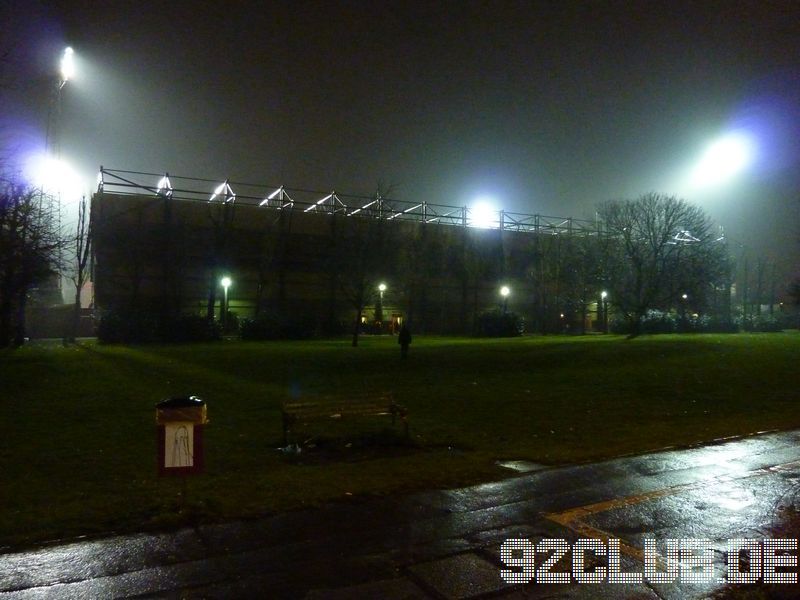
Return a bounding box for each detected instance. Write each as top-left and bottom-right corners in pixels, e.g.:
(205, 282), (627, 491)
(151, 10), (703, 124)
(3, 429), (800, 599)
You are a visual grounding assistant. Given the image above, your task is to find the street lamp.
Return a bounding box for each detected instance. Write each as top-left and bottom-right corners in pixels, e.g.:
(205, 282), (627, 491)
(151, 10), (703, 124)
(220, 276), (232, 330)
(680, 293), (688, 331)
(500, 285), (510, 314)
(600, 290), (609, 333)
(375, 282), (386, 330)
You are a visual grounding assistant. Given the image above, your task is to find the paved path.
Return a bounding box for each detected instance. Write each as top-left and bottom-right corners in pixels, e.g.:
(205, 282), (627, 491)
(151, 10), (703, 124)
(3, 429), (800, 599)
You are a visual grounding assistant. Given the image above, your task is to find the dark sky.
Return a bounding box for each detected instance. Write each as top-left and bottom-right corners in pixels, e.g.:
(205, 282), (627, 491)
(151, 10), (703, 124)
(3, 1), (800, 278)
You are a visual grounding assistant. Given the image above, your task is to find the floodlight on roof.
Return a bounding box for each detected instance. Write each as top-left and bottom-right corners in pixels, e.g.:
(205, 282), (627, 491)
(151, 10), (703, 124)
(60, 47), (75, 86)
(157, 173), (173, 198)
(209, 179), (235, 203)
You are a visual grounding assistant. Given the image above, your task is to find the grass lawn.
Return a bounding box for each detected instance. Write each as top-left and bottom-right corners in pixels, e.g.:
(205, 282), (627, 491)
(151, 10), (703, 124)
(1, 332), (799, 548)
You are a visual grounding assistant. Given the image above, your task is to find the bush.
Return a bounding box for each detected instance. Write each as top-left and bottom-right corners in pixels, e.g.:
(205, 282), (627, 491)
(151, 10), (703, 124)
(736, 314), (783, 333)
(240, 310), (317, 340)
(474, 310), (524, 337)
(97, 310), (158, 343)
(611, 310), (783, 335)
(611, 310), (676, 335)
(98, 311), (220, 343)
(685, 314), (738, 333)
(159, 314), (221, 342)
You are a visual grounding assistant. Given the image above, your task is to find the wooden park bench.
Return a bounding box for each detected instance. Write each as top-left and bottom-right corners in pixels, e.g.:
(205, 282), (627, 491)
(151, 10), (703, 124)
(281, 392), (408, 446)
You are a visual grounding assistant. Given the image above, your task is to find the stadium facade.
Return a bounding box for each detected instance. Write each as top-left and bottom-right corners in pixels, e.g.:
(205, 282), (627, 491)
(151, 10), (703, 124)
(90, 169), (608, 335)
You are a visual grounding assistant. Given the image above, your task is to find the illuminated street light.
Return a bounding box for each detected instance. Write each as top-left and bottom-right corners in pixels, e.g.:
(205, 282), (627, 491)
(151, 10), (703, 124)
(600, 290), (609, 333)
(679, 293), (688, 332)
(60, 47), (74, 88)
(500, 285), (510, 313)
(221, 276), (232, 330)
(690, 133), (755, 188)
(375, 282), (387, 331)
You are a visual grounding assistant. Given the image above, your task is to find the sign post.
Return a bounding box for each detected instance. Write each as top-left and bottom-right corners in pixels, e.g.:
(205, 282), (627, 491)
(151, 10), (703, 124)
(156, 396), (208, 477)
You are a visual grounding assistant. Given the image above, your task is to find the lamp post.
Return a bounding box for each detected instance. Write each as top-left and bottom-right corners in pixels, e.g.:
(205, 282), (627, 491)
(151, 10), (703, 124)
(376, 282), (386, 331)
(601, 290), (608, 333)
(221, 276), (232, 330)
(680, 293), (688, 331)
(500, 286), (510, 314)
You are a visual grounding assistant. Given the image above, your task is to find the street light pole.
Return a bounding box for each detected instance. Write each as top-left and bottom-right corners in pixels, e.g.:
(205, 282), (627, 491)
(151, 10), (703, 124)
(220, 276), (232, 331)
(680, 293), (688, 331)
(500, 286), (510, 314)
(377, 283), (386, 332)
(601, 291), (608, 333)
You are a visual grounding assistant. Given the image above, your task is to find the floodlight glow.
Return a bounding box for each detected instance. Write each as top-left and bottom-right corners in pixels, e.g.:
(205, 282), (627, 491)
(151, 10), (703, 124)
(378, 283), (387, 292)
(690, 133), (755, 187)
(349, 199), (376, 216)
(25, 154), (84, 200)
(601, 291), (608, 299)
(157, 174), (172, 197)
(682, 293), (688, 300)
(221, 276), (232, 289)
(500, 286), (510, 297)
(209, 181), (235, 203)
(305, 193), (332, 212)
(60, 47), (75, 83)
(468, 200), (500, 228)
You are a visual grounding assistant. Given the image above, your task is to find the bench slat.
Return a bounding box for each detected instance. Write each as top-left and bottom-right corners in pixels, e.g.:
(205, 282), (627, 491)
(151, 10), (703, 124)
(281, 392), (407, 445)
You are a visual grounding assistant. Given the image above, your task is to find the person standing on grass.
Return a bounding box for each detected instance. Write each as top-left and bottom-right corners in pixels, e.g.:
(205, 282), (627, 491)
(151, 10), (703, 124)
(398, 324), (412, 359)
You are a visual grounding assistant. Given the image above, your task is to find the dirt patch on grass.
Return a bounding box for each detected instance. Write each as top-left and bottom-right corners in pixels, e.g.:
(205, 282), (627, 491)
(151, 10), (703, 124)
(278, 429), (423, 465)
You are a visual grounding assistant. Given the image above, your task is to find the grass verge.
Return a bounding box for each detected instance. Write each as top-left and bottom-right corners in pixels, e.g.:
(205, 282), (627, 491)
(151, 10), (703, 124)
(1, 332), (798, 548)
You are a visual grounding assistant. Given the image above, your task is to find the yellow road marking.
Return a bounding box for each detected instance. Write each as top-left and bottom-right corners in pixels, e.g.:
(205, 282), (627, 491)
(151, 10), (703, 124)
(543, 459), (800, 562)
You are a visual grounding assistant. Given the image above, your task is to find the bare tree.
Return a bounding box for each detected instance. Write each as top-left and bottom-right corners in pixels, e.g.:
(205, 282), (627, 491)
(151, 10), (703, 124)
(64, 196), (91, 343)
(598, 193), (727, 337)
(0, 178), (64, 346)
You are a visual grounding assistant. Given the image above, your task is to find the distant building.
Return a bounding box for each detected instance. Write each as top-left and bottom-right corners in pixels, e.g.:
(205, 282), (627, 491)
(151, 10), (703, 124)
(90, 169), (605, 335)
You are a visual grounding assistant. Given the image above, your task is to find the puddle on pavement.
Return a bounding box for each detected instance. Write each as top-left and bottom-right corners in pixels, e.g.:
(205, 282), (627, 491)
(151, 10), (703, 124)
(496, 460), (548, 473)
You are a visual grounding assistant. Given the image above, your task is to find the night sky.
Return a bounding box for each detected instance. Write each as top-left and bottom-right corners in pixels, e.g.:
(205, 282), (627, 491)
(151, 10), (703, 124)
(3, 1), (799, 279)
